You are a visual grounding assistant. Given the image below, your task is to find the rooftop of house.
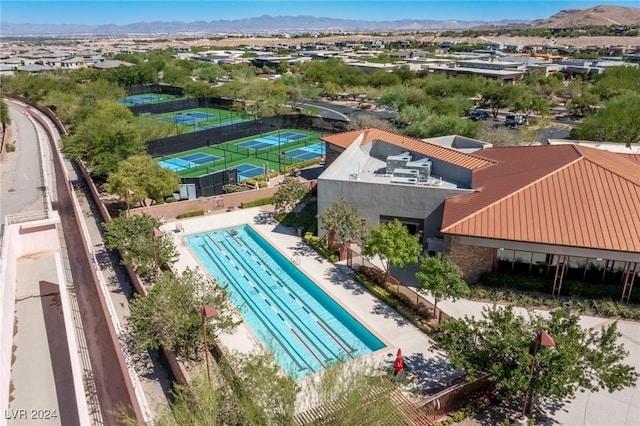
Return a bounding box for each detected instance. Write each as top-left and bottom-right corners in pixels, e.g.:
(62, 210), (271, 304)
(322, 128), (494, 170)
(442, 144), (640, 252)
(321, 128), (640, 253)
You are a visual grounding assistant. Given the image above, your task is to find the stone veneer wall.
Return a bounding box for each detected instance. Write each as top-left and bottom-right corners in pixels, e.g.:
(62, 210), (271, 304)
(444, 235), (496, 284)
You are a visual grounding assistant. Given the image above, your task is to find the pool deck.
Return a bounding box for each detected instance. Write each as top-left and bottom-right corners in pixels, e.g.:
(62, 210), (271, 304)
(164, 207), (452, 396)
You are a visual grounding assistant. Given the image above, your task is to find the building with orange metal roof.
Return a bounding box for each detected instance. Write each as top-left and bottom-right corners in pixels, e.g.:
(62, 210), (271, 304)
(318, 129), (639, 300)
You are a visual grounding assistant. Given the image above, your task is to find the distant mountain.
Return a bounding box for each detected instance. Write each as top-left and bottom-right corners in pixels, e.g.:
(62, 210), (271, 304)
(1, 15), (527, 36)
(531, 5), (640, 28)
(1, 5), (637, 36)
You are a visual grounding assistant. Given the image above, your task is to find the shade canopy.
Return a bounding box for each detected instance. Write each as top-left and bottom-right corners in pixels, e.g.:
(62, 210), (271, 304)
(202, 305), (218, 319)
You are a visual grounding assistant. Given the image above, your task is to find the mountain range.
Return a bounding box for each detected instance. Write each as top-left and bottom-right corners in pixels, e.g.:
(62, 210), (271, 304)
(1, 5), (639, 36)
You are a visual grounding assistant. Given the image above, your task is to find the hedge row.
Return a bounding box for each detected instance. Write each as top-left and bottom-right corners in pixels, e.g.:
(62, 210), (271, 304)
(177, 209), (204, 219)
(240, 196), (274, 208)
(303, 234), (338, 263)
(481, 272), (639, 304)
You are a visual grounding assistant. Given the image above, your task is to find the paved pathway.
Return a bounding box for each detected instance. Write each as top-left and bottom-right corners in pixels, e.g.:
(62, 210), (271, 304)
(390, 265), (640, 426)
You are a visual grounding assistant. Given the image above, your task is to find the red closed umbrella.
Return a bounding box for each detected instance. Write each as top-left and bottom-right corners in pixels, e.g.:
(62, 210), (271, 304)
(393, 348), (403, 375)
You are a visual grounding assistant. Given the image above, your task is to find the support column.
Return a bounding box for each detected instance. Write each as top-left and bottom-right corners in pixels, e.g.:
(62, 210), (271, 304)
(552, 255), (568, 299)
(621, 262), (638, 303)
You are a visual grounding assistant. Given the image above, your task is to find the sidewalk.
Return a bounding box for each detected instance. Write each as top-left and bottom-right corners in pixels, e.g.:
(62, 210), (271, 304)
(390, 264), (640, 426)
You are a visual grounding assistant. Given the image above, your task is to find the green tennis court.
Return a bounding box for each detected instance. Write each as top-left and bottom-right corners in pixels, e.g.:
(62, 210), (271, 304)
(120, 93), (178, 106)
(156, 129), (324, 181)
(151, 107), (249, 131)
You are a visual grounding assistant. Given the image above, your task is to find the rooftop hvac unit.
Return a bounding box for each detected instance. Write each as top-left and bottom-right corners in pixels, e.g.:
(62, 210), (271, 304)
(386, 151), (412, 174)
(392, 168), (420, 179)
(390, 176), (418, 185)
(405, 157), (432, 181)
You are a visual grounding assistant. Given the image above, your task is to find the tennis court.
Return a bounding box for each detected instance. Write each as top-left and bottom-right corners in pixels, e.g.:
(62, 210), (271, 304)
(165, 112), (216, 126)
(181, 153), (220, 164)
(236, 164), (265, 181)
(158, 153), (221, 172)
(237, 131), (310, 151)
(237, 137), (278, 151)
(285, 142), (325, 161)
(120, 93), (176, 106)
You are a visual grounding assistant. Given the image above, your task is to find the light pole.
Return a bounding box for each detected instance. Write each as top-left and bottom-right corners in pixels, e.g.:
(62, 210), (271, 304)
(151, 227), (163, 272)
(125, 188), (134, 217)
(270, 122), (282, 179)
(201, 304), (218, 385)
(520, 330), (555, 421)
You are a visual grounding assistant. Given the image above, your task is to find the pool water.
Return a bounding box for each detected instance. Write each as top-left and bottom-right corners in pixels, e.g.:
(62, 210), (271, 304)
(185, 225), (385, 379)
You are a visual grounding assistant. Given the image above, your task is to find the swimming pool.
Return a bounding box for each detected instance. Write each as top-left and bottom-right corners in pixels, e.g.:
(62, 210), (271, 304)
(185, 225), (385, 379)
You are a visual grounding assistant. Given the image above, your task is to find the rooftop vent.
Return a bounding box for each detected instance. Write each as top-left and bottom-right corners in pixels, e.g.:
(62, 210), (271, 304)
(405, 157), (432, 181)
(390, 176), (418, 185)
(392, 168), (420, 179)
(386, 151), (412, 174)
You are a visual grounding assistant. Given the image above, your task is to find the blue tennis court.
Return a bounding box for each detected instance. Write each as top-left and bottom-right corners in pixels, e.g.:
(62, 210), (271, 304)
(163, 112), (217, 126)
(286, 143), (325, 161)
(237, 138), (278, 150)
(236, 164), (265, 181)
(280, 132), (308, 141)
(181, 153), (220, 165)
(120, 95), (161, 105)
(158, 158), (193, 172)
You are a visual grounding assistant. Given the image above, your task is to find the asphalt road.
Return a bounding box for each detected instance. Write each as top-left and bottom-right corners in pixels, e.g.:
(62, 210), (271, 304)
(296, 99), (398, 122)
(0, 102), (45, 220)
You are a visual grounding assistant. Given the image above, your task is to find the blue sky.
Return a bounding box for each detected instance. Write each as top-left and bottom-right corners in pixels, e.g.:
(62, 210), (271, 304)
(2, 1), (638, 25)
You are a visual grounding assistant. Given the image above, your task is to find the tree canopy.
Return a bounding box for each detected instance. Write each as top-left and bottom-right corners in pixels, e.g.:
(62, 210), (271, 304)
(436, 306), (638, 415)
(404, 114), (479, 139)
(105, 154), (180, 206)
(272, 178), (309, 215)
(103, 213), (177, 277)
(571, 92), (640, 147)
(62, 99), (144, 175)
(318, 196), (367, 247)
(126, 267), (239, 360)
(415, 253), (468, 321)
(0, 98), (10, 131)
(362, 219), (422, 279)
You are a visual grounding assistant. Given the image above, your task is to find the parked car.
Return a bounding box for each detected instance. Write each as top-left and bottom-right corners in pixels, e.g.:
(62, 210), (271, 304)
(470, 111), (489, 121)
(505, 114), (526, 127)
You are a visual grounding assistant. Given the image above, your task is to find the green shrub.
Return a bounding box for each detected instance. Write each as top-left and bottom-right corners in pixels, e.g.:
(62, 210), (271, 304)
(241, 196), (273, 208)
(304, 234), (336, 260)
(481, 272), (640, 304)
(165, 196), (177, 203)
(6, 143), (16, 152)
(306, 220), (318, 236)
(177, 209), (204, 219)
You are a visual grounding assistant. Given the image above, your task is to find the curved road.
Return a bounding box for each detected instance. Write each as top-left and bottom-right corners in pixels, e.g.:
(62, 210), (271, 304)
(0, 103), (46, 219)
(297, 98), (399, 122)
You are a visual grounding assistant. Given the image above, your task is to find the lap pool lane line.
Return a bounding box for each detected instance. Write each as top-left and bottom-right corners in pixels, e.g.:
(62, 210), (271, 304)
(201, 235), (311, 375)
(226, 230), (355, 361)
(202, 234), (320, 374)
(222, 232), (333, 367)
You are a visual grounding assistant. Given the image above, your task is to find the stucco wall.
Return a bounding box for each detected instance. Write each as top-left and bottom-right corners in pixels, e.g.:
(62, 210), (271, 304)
(317, 178), (467, 242)
(444, 234), (497, 284)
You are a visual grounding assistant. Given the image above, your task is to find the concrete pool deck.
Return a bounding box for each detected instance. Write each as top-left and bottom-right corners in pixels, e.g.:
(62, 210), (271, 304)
(164, 207), (452, 396)
(162, 207), (640, 424)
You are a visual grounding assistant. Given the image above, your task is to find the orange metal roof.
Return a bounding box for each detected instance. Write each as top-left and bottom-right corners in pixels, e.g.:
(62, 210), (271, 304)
(321, 128), (493, 170)
(442, 145), (640, 252)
